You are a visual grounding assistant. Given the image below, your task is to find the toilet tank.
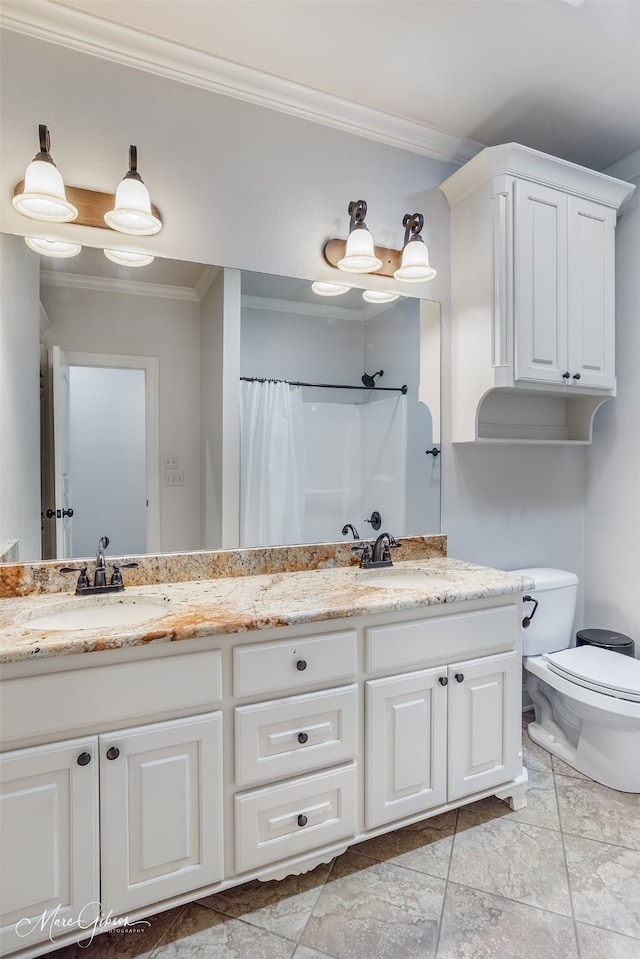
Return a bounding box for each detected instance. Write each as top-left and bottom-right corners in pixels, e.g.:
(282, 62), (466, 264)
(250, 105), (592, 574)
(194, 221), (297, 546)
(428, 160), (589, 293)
(510, 568), (579, 656)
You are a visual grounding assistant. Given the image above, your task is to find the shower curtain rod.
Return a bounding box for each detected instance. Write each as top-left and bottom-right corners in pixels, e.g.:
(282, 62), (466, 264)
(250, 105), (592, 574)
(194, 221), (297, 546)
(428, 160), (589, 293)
(240, 376), (408, 394)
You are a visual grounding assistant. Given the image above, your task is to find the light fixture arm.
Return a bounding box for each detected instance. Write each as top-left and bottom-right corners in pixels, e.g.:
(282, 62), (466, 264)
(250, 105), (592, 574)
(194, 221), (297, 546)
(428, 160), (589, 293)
(402, 212), (425, 246)
(35, 124), (54, 164)
(348, 199), (368, 232)
(124, 145), (143, 182)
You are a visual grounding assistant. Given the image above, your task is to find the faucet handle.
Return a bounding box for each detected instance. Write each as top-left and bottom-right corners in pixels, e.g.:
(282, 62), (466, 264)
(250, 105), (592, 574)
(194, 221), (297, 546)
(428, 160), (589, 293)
(351, 543), (371, 567)
(110, 562), (139, 587)
(60, 565), (89, 590)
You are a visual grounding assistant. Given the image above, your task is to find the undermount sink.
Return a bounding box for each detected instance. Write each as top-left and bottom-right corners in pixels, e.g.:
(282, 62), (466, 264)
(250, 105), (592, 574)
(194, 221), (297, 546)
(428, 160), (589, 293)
(358, 570), (456, 591)
(25, 599), (169, 631)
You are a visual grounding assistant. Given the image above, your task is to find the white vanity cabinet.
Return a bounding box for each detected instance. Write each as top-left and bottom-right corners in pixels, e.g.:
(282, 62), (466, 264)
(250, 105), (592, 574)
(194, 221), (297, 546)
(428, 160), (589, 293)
(0, 592), (526, 958)
(365, 606), (522, 828)
(440, 142), (634, 443)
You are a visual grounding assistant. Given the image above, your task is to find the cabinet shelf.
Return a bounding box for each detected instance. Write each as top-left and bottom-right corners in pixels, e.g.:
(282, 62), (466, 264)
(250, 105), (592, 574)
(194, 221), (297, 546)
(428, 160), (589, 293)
(468, 389), (611, 445)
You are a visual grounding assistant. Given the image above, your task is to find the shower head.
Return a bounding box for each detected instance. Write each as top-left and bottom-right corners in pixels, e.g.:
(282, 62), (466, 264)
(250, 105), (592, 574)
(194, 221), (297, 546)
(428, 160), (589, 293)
(361, 369), (383, 388)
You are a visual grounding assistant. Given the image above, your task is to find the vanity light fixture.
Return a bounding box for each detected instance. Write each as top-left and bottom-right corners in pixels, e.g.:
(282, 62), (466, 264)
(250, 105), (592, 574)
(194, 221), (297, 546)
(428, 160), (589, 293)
(323, 201), (436, 282)
(104, 145), (162, 236)
(362, 290), (399, 304)
(12, 125), (78, 222)
(24, 236), (81, 258)
(336, 200), (383, 274)
(104, 249), (155, 267)
(311, 281), (352, 296)
(393, 213), (437, 282)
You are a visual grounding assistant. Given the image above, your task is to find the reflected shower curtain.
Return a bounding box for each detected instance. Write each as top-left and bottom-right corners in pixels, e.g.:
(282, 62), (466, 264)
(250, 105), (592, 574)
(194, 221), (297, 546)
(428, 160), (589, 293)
(239, 380), (305, 547)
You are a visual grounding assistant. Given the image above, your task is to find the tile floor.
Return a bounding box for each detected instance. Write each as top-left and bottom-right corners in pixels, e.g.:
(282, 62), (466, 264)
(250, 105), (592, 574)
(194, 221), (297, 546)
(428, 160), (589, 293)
(46, 711), (640, 959)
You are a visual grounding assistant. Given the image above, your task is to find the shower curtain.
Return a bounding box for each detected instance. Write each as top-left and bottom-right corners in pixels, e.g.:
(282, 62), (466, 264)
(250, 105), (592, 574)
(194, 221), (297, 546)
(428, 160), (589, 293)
(239, 380), (305, 547)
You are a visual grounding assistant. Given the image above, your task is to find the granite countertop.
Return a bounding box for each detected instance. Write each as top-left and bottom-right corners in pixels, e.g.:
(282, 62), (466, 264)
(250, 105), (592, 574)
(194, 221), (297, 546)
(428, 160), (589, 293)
(0, 557), (532, 665)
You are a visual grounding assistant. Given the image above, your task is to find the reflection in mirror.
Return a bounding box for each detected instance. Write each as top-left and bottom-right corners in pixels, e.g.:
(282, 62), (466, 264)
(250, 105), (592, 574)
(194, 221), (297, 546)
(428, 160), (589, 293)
(26, 247), (440, 562)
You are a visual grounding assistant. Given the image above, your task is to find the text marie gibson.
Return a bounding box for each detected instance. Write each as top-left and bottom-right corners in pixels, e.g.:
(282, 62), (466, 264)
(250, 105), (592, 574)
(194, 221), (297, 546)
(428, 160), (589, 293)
(15, 902), (151, 946)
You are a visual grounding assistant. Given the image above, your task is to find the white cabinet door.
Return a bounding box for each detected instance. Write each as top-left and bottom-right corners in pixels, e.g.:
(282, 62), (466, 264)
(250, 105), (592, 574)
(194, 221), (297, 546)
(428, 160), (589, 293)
(567, 196), (616, 390)
(366, 668), (447, 829)
(447, 651), (521, 801)
(513, 180), (569, 385)
(0, 737), (99, 955)
(100, 713), (223, 915)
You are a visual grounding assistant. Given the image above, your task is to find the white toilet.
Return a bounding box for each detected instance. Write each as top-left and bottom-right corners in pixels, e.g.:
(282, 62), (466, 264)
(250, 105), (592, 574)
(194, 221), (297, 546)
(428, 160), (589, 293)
(512, 567), (640, 793)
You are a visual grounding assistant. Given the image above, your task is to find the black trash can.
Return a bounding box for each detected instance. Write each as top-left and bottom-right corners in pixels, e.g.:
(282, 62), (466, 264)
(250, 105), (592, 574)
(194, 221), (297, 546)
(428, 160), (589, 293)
(576, 628), (636, 658)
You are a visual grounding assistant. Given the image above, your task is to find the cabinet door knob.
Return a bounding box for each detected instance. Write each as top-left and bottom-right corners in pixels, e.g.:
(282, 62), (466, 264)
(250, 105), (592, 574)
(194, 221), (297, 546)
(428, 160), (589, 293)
(297, 814), (308, 827)
(438, 676), (448, 686)
(455, 673), (465, 683)
(106, 746), (120, 761)
(297, 732), (309, 744)
(562, 371), (571, 379)
(573, 372), (581, 381)
(77, 752), (92, 766)
(296, 659), (307, 671)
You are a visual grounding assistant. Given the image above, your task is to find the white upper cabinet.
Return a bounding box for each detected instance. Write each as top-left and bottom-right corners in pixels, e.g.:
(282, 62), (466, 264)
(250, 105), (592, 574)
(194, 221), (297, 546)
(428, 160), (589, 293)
(440, 143), (634, 443)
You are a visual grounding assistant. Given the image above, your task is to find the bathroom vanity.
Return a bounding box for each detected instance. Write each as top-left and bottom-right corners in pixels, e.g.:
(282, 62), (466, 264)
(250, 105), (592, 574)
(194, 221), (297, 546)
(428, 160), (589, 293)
(0, 543), (529, 957)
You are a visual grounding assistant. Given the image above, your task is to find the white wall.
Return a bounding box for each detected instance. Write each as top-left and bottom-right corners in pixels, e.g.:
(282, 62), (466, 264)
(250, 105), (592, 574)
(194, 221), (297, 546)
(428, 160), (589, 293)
(0, 234), (41, 561)
(584, 165), (640, 642)
(40, 283), (202, 552)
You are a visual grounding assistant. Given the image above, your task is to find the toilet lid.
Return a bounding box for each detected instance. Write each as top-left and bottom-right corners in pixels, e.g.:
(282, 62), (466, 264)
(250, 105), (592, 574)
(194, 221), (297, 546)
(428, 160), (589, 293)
(544, 646), (640, 702)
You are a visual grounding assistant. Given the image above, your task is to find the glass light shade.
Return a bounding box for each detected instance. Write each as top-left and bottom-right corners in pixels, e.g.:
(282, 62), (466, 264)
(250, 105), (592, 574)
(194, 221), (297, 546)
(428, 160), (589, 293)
(104, 177), (162, 235)
(362, 290), (399, 304)
(25, 236), (81, 258)
(13, 159), (78, 222)
(337, 228), (382, 273)
(311, 281), (351, 296)
(104, 248), (154, 267)
(394, 238), (437, 282)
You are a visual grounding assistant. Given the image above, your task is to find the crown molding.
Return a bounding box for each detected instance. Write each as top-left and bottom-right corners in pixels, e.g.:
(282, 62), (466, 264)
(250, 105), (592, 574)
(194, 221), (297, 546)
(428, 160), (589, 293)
(1, 0), (483, 166)
(605, 149), (640, 185)
(40, 269), (199, 301)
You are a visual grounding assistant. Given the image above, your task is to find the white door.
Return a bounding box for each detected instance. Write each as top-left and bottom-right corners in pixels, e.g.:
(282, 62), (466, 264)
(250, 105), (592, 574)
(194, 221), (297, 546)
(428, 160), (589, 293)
(513, 180), (569, 385)
(100, 713), (223, 915)
(0, 737), (99, 955)
(50, 345), (74, 558)
(365, 668), (447, 829)
(567, 196), (616, 390)
(447, 651), (521, 801)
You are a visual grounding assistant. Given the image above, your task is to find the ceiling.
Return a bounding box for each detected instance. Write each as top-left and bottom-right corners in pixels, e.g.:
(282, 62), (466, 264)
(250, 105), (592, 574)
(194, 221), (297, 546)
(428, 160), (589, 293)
(26, 0), (640, 172)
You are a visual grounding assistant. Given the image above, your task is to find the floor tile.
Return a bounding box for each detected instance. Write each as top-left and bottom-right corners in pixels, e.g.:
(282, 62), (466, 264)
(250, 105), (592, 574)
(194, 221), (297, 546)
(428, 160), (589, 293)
(148, 903), (295, 959)
(450, 814), (571, 915)
(292, 948), (335, 959)
(555, 774), (640, 851)
(44, 906), (186, 958)
(437, 882), (578, 959)
(551, 754), (589, 780)
(521, 712), (553, 772)
(563, 834), (640, 938)
(299, 850), (445, 959)
(576, 922), (640, 959)
(198, 861), (331, 941)
(354, 809), (456, 879)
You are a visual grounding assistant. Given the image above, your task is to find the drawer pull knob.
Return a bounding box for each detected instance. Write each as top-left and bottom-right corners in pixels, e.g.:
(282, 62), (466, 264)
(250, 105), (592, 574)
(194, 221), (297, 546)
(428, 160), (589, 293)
(77, 752), (91, 766)
(297, 814), (308, 827)
(296, 659), (307, 671)
(455, 673), (465, 683)
(106, 746), (120, 761)
(438, 676), (448, 686)
(297, 732), (309, 744)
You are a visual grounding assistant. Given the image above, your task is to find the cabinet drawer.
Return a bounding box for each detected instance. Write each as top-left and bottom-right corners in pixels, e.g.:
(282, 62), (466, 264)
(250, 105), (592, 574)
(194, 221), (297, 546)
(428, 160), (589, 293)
(1, 650), (222, 747)
(366, 605), (519, 674)
(234, 762), (357, 872)
(233, 630), (357, 698)
(235, 685), (358, 787)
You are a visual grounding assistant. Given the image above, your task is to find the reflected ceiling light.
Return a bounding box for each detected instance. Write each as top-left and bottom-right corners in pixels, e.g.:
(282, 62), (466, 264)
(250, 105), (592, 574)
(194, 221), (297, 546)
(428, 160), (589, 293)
(12, 125), (78, 223)
(362, 290), (399, 304)
(336, 200), (383, 274)
(393, 213), (437, 282)
(104, 145), (162, 236)
(24, 236), (81, 258)
(311, 281), (351, 296)
(104, 248), (154, 267)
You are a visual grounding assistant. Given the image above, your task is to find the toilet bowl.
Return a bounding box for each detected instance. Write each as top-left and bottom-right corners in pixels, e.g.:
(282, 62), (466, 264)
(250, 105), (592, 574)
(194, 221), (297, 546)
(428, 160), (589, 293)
(512, 568), (640, 793)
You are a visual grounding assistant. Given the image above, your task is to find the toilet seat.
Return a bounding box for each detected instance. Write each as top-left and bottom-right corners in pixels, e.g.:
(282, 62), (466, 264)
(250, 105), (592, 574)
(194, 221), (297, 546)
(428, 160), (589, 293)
(544, 646), (640, 703)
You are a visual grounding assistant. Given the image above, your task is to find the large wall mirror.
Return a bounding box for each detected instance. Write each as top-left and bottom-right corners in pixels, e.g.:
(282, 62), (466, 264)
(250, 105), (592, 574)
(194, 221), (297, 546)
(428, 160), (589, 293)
(20, 246), (440, 562)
